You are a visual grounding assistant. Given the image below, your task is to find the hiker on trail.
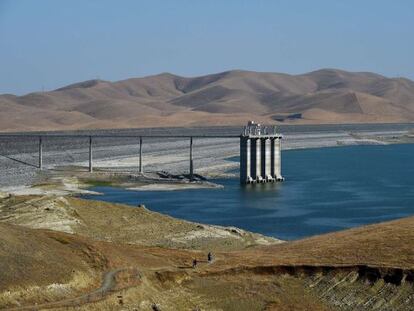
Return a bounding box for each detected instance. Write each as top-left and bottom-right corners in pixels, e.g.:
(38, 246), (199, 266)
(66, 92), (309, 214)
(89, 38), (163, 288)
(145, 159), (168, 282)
(192, 258), (197, 268)
(207, 252), (213, 263)
(152, 303), (161, 311)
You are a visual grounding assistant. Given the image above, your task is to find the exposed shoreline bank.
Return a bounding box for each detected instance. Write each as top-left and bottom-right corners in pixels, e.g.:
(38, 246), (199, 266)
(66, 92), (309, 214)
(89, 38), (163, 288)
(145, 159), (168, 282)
(1, 124), (413, 194)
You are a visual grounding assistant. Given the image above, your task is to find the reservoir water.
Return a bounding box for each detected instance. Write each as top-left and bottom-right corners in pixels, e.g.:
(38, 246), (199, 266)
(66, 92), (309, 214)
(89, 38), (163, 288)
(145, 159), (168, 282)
(82, 144), (414, 240)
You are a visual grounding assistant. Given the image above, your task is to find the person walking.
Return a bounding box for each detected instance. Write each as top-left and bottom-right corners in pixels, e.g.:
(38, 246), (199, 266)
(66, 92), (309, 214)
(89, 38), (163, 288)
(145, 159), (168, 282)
(192, 258), (197, 268)
(207, 252), (213, 263)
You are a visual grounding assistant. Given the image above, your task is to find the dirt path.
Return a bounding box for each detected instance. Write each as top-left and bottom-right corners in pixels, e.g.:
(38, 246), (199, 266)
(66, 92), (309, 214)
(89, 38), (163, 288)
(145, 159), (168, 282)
(6, 268), (140, 311)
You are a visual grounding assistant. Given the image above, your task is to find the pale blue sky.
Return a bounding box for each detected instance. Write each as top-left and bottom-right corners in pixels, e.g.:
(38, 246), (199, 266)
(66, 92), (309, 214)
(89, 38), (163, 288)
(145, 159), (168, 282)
(1, 0), (413, 95)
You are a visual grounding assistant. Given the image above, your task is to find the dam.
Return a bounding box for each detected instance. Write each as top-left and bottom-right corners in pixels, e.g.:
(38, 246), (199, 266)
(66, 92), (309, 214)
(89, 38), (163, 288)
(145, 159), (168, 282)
(0, 123), (283, 184)
(240, 121), (284, 184)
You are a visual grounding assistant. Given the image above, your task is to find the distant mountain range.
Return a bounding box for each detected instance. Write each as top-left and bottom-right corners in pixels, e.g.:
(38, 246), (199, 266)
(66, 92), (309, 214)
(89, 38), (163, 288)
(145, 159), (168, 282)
(1, 68), (414, 132)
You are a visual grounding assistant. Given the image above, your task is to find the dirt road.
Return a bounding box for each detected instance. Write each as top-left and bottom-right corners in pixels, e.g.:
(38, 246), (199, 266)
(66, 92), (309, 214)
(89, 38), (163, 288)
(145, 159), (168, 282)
(6, 268), (140, 311)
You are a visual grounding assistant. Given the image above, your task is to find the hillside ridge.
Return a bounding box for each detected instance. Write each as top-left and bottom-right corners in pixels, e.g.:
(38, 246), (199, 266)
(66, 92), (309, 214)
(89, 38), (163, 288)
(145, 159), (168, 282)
(1, 68), (414, 132)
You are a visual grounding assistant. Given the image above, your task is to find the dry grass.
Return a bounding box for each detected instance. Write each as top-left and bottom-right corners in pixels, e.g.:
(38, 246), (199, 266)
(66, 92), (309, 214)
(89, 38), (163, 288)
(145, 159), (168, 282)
(0, 271), (96, 309)
(0, 195), (279, 252)
(1, 195), (414, 310)
(237, 216), (414, 269)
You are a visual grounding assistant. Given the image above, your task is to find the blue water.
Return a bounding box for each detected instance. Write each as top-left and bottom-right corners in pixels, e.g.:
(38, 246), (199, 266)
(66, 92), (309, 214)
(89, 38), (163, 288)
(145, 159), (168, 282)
(82, 144), (414, 240)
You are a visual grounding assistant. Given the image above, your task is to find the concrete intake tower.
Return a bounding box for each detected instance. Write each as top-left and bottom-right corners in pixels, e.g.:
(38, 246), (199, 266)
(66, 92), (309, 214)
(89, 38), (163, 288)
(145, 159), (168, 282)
(240, 121), (284, 184)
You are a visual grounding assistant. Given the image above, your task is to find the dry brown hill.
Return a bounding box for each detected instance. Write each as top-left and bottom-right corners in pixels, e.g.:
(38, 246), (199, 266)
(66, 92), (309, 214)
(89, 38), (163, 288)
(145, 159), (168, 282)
(228, 215), (414, 269)
(1, 69), (414, 132)
(1, 196), (413, 310)
(0, 222), (102, 291)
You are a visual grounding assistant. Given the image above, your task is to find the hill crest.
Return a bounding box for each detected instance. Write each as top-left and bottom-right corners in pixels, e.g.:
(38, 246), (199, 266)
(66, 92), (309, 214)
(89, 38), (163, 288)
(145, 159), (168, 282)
(1, 69), (414, 132)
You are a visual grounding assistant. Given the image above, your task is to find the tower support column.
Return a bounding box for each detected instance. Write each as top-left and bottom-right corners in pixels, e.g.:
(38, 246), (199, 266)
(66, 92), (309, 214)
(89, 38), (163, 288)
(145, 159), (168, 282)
(271, 138), (282, 180)
(88, 136), (93, 173)
(189, 137), (194, 180)
(38, 136), (43, 170)
(139, 137), (143, 173)
(251, 138), (262, 182)
(261, 138), (273, 181)
(240, 136), (252, 183)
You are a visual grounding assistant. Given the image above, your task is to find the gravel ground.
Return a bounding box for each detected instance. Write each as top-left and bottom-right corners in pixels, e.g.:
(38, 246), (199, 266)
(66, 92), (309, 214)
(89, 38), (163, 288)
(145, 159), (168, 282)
(0, 123), (413, 189)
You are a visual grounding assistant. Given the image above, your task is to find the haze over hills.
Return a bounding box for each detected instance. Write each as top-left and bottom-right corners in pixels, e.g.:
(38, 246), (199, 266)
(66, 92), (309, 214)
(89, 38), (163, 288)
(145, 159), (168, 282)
(1, 68), (414, 132)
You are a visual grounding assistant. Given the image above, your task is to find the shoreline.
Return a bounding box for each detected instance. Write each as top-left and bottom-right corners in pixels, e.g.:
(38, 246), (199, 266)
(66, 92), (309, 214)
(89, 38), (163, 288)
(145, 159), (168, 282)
(0, 124), (413, 194)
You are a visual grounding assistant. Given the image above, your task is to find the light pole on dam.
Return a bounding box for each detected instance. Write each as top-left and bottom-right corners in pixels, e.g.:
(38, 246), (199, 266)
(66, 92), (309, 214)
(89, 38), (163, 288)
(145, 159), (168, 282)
(240, 121), (284, 184)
